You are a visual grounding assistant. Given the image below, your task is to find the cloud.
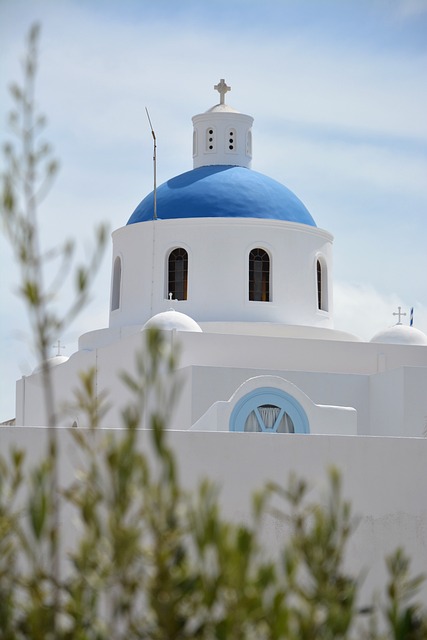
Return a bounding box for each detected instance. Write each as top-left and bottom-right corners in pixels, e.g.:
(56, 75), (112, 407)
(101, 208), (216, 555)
(334, 281), (427, 340)
(3, 2), (426, 148)
(392, 0), (427, 19)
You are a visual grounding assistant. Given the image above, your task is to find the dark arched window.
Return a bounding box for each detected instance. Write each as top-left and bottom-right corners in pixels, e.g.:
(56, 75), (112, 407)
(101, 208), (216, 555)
(249, 248), (270, 302)
(168, 248), (188, 300)
(317, 259), (328, 311)
(111, 256), (121, 310)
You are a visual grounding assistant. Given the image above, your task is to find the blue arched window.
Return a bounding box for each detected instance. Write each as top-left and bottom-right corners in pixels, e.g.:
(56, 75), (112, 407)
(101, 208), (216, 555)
(230, 387), (309, 434)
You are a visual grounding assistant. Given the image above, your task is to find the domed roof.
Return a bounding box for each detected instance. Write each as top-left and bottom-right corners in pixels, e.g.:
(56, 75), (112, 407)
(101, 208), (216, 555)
(205, 103), (240, 113)
(33, 355), (69, 374)
(143, 310), (203, 333)
(370, 324), (427, 346)
(127, 165), (316, 226)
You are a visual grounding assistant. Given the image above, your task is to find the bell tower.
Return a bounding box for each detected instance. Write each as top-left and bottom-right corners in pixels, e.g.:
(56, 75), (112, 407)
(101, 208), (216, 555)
(192, 79), (254, 169)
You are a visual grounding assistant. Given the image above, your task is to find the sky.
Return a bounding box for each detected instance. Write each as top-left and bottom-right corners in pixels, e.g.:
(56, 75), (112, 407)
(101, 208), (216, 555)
(0, 0), (426, 421)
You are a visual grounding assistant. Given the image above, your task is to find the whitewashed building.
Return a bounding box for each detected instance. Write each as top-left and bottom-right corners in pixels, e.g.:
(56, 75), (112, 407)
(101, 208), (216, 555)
(15, 79), (427, 439)
(7, 80), (427, 604)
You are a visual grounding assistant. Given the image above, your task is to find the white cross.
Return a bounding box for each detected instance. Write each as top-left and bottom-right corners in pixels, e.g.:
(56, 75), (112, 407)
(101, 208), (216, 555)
(52, 339), (65, 356)
(214, 78), (231, 105)
(168, 292), (173, 301)
(392, 306), (406, 325)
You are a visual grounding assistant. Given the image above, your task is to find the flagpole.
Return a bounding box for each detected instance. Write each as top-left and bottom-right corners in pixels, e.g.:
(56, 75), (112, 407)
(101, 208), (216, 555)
(145, 107), (157, 220)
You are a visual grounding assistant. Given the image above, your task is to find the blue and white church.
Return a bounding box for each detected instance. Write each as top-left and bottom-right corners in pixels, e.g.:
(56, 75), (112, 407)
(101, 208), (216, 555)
(15, 79), (427, 438)
(8, 80), (427, 603)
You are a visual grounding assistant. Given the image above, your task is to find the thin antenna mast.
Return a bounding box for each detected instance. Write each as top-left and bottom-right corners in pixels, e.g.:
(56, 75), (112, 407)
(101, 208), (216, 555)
(145, 107), (157, 220)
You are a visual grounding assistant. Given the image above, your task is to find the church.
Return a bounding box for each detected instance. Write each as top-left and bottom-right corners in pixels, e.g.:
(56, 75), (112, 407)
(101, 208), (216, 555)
(6, 80), (427, 603)
(14, 79), (427, 438)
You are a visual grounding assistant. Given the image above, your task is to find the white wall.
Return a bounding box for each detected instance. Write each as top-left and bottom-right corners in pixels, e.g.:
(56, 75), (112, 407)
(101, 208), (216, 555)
(1, 426), (426, 608)
(192, 109), (253, 169)
(185, 365), (368, 431)
(191, 373), (357, 435)
(16, 329), (427, 437)
(169, 431), (427, 607)
(109, 219), (333, 329)
(370, 366), (427, 437)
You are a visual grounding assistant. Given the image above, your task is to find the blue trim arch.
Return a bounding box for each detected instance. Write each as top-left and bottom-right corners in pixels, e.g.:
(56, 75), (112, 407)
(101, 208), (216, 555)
(230, 387), (310, 434)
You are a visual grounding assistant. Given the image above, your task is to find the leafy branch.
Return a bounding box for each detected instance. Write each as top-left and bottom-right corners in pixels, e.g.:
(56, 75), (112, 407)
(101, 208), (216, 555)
(1, 23), (108, 426)
(1, 23), (107, 636)
(1, 23), (426, 640)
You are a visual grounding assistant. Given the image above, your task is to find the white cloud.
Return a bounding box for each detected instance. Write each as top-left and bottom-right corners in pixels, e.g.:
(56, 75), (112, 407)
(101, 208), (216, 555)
(392, 0), (427, 19)
(334, 281), (427, 340)
(257, 131), (427, 200)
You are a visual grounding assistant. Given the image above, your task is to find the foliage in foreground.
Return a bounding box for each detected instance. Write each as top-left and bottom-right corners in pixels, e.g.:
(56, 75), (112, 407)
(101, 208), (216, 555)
(0, 330), (426, 639)
(1, 24), (426, 640)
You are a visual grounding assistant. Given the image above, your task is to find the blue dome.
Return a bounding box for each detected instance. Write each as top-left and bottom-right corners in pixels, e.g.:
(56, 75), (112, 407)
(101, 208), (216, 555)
(127, 165), (316, 226)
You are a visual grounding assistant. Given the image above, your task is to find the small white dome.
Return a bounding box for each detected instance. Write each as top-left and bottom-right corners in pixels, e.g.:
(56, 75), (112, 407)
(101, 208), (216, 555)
(370, 324), (427, 346)
(32, 355), (69, 373)
(205, 103), (240, 114)
(143, 310), (202, 333)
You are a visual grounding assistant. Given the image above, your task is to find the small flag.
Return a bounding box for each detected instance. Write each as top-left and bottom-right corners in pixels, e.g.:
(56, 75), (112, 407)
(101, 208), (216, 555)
(410, 307), (414, 327)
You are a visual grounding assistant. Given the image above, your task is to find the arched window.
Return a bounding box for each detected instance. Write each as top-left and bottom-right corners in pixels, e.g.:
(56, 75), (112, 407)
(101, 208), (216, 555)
(246, 130), (252, 157)
(230, 387), (309, 434)
(168, 248), (188, 300)
(243, 404), (295, 433)
(192, 130), (197, 157)
(249, 248), (270, 302)
(317, 260), (322, 309)
(316, 259), (328, 311)
(111, 256), (121, 311)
